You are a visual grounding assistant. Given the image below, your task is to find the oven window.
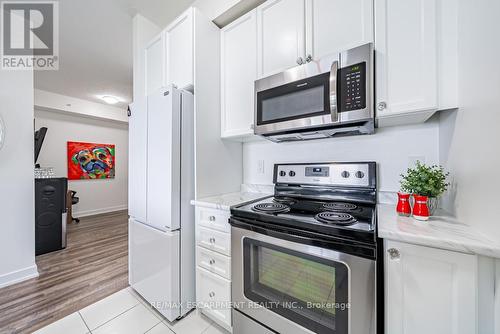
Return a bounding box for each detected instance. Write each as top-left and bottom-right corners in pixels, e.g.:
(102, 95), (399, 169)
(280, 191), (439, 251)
(243, 239), (349, 334)
(256, 72), (331, 126)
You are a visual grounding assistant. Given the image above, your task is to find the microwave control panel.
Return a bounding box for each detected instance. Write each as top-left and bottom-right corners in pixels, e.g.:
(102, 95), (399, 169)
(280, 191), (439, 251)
(338, 62), (366, 112)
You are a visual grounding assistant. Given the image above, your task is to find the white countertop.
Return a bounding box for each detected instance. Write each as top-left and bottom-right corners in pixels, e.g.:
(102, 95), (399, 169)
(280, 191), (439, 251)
(377, 204), (500, 258)
(190, 191), (272, 211)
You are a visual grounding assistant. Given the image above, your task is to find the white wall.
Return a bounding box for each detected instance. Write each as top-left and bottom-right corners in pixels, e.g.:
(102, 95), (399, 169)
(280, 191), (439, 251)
(0, 70), (38, 288)
(35, 89), (128, 124)
(192, 0), (240, 20)
(35, 110), (129, 217)
(243, 120), (440, 193)
(438, 0), (500, 239)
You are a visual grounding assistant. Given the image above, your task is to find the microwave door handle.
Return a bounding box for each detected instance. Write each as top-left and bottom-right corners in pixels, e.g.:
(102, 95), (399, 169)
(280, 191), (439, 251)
(329, 60), (339, 122)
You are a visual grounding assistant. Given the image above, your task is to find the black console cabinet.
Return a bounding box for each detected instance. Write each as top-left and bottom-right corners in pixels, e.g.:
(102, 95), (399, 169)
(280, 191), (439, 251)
(35, 178), (68, 255)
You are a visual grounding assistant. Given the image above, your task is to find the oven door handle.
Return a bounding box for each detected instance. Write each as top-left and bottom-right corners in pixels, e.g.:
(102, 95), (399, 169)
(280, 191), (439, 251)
(230, 218), (376, 260)
(329, 59), (339, 123)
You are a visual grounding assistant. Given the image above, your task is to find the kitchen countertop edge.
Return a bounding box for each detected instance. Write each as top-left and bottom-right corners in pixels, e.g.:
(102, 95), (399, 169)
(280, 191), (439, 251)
(377, 204), (500, 258)
(190, 191), (272, 211)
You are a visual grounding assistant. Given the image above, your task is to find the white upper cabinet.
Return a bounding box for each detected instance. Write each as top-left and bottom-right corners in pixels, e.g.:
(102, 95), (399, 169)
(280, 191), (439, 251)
(221, 10), (258, 139)
(375, 0), (439, 125)
(385, 240), (477, 334)
(305, 0), (374, 60)
(165, 8), (194, 90)
(145, 32), (165, 95)
(257, 0), (305, 78)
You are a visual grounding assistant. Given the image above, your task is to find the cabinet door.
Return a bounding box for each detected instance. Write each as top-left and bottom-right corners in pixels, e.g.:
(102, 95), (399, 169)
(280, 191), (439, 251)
(221, 10), (257, 138)
(145, 33), (165, 95)
(385, 240), (477, 334)
(257, 0), (305, 78)
(196, 268), (232, 330)
(375, 0), (438, 117)
(165, 9), (193, 90)
(306, 0), (373, 60)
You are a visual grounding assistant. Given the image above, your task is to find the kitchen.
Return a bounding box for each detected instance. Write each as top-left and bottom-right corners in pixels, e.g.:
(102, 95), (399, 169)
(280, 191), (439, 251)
(127, 0), (499, 333)
(1, 0), (499, 333)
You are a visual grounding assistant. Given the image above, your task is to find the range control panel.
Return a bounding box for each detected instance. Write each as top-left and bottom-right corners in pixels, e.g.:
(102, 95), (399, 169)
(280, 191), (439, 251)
(275, 162), (375, 188)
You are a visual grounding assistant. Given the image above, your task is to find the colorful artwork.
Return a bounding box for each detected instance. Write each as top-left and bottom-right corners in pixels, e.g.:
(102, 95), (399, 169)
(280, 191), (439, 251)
(67, 141), (115, 180)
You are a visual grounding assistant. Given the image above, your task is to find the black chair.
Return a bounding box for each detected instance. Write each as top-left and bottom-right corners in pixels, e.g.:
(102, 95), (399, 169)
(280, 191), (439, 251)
(68, 190), (80, 223)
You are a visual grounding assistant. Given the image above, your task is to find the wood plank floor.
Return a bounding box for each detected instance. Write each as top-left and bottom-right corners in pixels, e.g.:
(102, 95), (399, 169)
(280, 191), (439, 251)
(0, 211), (129, 334)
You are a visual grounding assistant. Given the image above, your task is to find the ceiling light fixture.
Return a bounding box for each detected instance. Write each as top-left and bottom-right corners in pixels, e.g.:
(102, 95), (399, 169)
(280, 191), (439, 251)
(100, 95), (119, 105)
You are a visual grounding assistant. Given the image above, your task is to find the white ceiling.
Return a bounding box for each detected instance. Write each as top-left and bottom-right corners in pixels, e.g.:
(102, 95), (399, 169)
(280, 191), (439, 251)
(34, 0), (194, 109)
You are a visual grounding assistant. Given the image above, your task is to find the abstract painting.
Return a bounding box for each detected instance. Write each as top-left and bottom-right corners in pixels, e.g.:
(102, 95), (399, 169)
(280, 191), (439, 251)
(67, 141), (115, 180)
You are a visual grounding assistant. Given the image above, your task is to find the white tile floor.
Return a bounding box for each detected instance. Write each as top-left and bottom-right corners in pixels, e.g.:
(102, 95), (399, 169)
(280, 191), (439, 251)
(34, 288), (229, 334)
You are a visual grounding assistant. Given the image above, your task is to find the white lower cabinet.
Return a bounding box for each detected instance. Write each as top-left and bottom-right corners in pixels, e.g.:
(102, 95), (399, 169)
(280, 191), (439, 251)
(385, 240), (477, 334)
(196, 267), (232, 331)
(195, 206), (232, 332)
(196, 246), (231, 280)
(197, 226), (231, 256)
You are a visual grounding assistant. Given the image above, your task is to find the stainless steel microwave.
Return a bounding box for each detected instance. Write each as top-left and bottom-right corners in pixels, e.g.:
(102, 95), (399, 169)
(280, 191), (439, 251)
(254, 43), (374, 142)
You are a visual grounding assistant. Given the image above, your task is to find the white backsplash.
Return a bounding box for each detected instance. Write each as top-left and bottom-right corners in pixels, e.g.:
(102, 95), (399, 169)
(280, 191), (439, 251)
(243, 120), (440, 193)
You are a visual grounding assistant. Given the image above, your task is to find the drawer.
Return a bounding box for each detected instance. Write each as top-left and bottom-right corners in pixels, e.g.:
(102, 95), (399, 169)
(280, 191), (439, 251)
(197, 246), (231, 279)
(196, 267), (232, 329)
(196, 207), (231, 233)
(197, 226), (231, 256)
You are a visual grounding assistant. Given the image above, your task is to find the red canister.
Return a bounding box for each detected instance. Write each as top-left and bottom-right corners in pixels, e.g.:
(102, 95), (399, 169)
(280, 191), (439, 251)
(413, 195), (430, 221)
(396, 193), (412, 216)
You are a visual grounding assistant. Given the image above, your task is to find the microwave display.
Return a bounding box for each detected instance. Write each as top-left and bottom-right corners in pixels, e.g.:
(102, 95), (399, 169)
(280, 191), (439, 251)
(338, 62), (366, 112)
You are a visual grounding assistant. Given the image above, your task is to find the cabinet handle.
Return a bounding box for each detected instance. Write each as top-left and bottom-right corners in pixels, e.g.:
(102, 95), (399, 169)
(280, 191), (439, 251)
(209, 292), (215, 298)
(296, 57), (305, 65)
(209, 216), (216, 222)
(387, 248), (400, 260)
(305, 54), (313, 63)
(377, 102), (387, 111)
(209, 259), (215, 265)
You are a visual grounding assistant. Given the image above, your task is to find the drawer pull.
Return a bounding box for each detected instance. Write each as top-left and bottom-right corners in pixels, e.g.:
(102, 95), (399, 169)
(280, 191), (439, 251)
(209, 259), (216, 265)
(209, 216), (216, 221)
(209, 291), (215, 298)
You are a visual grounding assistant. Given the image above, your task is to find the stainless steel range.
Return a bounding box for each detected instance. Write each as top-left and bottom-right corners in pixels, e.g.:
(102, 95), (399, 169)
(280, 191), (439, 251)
(230, 162), (382, 334)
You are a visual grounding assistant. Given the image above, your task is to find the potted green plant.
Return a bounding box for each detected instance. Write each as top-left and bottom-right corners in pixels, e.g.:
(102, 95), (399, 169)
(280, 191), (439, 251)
(400, 161), (450, 215)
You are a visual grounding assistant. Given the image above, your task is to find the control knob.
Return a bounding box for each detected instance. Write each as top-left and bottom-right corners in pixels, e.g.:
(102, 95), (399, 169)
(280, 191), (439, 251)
(289, 171), (296, 177)
(341, 171), (350, 178)
(355, 171), (365, 179)
(279, 171), (286, 177)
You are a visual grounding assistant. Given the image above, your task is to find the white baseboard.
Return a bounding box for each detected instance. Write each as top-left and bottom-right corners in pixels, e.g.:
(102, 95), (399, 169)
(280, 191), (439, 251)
(0, 265), (39, 289)
(74, 205), (128, 218)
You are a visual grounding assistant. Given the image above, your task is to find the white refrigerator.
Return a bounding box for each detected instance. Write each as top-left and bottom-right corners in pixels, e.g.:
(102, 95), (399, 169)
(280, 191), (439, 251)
(128, 85), (195, 322)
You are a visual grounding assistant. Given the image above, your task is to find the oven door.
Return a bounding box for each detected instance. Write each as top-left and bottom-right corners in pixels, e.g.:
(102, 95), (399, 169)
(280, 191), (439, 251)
(232, 222), (376, 334)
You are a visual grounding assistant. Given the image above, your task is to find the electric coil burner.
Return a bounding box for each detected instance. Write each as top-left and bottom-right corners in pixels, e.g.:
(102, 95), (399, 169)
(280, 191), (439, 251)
(272, 196), (297, 205)
(315, 212), (357, 225)
(323, 202), (358, 211)
(252, 202), (290, 214)
(230, 162), (381, 334)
